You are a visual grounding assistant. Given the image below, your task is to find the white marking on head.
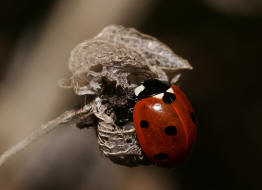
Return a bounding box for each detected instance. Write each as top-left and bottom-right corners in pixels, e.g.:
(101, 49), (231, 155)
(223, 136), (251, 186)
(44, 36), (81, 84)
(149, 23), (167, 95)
(135, 85), (145, 96)
(153, 93), (164, 99)
(167, 87), (174, 93)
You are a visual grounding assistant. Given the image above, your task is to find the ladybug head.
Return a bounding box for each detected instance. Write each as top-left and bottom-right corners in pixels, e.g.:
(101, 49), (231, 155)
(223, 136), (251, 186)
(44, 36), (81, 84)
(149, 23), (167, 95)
(113, 79), (170, 126)
(134, 79), (170, 101)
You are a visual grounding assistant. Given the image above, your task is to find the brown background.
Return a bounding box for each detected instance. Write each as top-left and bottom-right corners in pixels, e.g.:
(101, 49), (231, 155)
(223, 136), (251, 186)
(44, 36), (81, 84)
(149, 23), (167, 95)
(0, 0), (261, 189)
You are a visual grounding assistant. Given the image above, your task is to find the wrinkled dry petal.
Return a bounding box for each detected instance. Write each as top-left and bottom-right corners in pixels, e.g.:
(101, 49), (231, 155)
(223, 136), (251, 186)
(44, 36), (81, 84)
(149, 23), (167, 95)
(64, 25), (192, 95)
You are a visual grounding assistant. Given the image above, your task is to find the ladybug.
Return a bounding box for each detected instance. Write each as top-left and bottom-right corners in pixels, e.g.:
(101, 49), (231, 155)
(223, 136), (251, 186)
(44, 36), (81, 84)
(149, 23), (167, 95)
(132, 79), (197, 167)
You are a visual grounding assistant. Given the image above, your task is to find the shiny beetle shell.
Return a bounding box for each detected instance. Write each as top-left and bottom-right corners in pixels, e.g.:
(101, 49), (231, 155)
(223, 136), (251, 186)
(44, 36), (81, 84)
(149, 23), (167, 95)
(133, 84), (197, 167)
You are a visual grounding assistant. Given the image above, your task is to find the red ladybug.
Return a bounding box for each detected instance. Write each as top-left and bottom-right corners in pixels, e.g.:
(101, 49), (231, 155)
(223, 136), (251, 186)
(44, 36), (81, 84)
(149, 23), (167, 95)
(133, 79), (197, 167)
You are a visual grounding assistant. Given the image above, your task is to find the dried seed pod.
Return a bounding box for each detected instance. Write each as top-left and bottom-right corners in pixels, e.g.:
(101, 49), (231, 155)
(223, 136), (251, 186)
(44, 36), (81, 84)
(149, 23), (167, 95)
(60, 25), (192, 166)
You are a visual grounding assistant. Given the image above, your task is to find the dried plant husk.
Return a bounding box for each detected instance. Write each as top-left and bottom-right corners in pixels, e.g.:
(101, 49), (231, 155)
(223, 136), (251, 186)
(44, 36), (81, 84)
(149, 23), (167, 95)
(60, 25), (192, 166)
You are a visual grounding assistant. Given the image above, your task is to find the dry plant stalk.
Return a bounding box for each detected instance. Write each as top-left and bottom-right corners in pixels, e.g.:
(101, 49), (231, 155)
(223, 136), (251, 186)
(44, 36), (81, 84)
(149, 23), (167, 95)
(0, 106), (92, 167)
(0, 25), (192, 167)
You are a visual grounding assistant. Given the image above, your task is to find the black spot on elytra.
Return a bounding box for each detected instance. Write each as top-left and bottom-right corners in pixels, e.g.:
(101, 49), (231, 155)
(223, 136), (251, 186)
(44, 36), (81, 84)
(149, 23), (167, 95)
(163, 92), (176, 104)
(154, 153), (169, 160)
(165, 126), (177, 135)
(140, 120), (149, 128)
(190, 112), (196, 124)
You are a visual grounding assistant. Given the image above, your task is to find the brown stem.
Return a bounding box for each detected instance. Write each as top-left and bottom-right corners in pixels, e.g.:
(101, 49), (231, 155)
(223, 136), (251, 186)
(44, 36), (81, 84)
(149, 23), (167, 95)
(0, 107), (92, 168)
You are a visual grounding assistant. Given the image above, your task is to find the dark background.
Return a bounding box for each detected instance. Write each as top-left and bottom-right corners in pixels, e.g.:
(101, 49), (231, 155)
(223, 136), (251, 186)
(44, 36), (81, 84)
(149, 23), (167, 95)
(0, 0), (261, 189)
(141, 1), (262, 190)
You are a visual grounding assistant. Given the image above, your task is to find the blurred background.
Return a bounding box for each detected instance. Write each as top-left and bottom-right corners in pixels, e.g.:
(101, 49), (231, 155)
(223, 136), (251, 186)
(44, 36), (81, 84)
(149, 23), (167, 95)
(0, 0), (261, 189)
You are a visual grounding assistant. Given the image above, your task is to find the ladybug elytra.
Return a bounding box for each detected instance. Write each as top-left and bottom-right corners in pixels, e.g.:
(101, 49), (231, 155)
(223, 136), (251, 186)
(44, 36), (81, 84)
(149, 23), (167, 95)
(132, 79), (197, 167)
